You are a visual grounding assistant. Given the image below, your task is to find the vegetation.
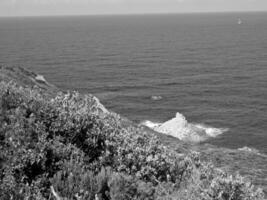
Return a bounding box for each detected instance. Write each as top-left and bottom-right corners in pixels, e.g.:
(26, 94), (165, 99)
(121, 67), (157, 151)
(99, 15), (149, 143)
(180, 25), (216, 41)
(0, 81), (264, 200)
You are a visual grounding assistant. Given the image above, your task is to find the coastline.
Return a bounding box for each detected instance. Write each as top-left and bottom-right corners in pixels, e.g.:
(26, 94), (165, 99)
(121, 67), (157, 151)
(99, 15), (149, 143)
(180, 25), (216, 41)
(0, 66), (266, 198)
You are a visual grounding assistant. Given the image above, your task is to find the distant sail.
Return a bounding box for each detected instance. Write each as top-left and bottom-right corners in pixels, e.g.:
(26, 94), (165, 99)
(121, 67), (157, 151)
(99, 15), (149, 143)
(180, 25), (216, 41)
(238, 18), (242, 25)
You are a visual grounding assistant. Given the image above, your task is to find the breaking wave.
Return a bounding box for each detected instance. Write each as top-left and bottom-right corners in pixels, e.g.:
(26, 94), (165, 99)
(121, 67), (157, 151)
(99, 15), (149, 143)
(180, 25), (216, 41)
(141, 112), (228, 143)
(151, 95), (163, 101)
(237, 146), (267, 157)
(238, 146), (260, 154)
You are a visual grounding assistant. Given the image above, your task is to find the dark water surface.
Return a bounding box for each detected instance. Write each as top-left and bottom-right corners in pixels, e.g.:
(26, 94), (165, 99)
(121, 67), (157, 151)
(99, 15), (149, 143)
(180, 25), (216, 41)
(0, 13), (266, 154)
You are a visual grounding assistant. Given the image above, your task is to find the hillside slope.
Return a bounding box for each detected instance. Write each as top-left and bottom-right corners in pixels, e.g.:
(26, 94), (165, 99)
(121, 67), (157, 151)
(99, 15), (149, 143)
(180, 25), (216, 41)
(0, 66), (264, 200)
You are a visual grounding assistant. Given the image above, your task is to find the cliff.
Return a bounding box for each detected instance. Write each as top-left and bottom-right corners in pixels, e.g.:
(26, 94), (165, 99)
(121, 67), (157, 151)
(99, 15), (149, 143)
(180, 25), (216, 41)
(0, 66), (265, 199)
(0, 66), (59, 96)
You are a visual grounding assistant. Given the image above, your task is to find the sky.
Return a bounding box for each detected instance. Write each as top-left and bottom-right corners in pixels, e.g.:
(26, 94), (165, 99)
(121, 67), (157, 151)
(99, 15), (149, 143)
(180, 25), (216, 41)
(0, 0), (267, 17)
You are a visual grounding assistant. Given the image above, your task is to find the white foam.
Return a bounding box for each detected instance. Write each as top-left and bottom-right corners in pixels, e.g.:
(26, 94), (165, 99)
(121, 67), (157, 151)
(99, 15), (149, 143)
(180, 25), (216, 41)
(142, 112), (228, 143)
(151, 96), (163, 101)
(141, 120), (161, 129)
(194, 124), (228, 138)
(238, 146), (260, 154)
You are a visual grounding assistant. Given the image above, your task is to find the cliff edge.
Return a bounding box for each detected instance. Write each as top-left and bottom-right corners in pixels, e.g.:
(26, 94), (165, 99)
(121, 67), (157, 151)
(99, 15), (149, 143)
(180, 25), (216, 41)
(0, 66), (265, 199)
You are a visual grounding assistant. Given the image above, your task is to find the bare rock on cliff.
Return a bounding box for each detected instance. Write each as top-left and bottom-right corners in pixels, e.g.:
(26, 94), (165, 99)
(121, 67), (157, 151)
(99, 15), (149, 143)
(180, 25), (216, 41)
(0, 66), (59, 96)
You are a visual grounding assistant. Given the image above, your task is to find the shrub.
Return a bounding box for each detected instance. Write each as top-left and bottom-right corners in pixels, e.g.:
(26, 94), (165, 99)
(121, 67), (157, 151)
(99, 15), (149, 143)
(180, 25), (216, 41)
(0, 81), (264, 200)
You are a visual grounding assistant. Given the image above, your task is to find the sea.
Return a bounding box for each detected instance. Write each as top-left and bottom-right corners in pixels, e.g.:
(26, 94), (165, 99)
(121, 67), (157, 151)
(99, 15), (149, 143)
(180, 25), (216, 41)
(0, 12), (266, 191)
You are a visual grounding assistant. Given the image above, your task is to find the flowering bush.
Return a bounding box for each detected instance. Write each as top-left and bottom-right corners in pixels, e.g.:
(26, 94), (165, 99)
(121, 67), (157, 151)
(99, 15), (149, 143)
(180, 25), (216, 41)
(0, 81), (264, 200)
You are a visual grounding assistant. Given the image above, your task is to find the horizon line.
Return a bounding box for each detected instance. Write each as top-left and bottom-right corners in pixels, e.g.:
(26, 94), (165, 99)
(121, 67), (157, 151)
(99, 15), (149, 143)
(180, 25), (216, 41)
(0, 10), (267, 18)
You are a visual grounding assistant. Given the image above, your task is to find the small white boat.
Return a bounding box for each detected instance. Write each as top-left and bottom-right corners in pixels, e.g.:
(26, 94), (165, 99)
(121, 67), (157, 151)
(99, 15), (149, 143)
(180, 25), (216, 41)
(238, 18), (242, 25)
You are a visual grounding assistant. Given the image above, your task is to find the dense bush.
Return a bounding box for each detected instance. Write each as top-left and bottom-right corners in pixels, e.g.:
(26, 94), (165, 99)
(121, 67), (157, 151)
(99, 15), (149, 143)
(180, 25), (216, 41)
(0, 81), (264, 200)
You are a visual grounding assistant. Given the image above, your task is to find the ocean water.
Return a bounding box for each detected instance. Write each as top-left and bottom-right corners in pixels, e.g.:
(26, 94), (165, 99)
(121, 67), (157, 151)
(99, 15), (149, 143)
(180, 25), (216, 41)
(0, 13), (266, 153)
